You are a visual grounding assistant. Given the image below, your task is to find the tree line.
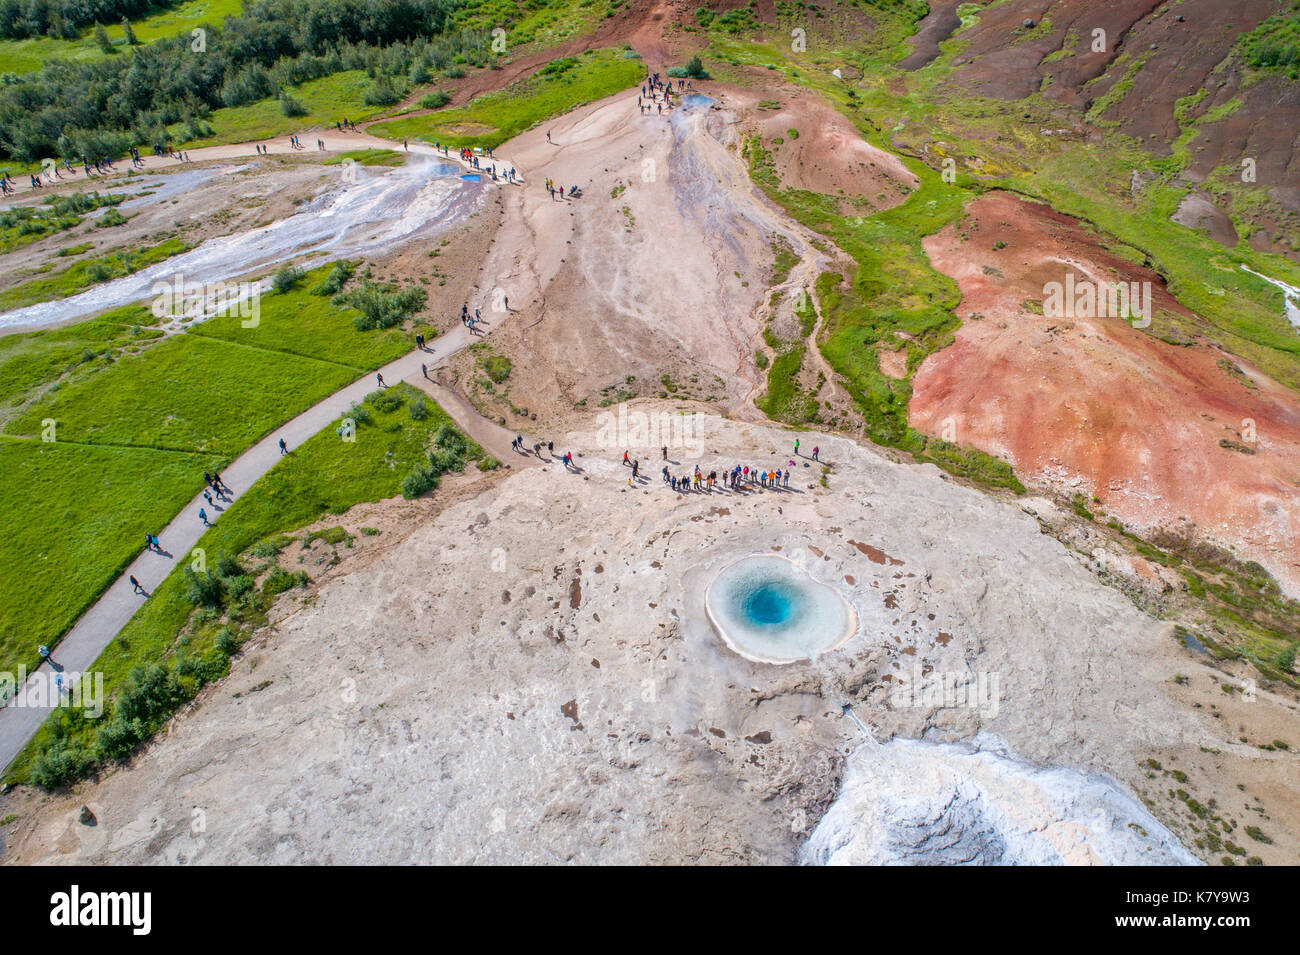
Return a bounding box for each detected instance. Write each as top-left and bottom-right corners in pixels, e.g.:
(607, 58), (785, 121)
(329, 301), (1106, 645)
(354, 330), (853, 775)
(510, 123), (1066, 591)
(0, 0), (493, 164)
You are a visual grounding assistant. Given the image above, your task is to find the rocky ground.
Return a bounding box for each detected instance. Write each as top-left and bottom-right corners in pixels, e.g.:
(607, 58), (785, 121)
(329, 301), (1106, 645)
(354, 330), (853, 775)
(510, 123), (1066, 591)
(4, 411), (1296, 864)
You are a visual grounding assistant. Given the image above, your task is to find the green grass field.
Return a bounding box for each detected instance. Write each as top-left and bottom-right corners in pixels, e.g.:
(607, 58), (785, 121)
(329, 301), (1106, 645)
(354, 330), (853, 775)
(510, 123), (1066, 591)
(0, 0), (244, 75)
(0, 265), (419, 679)
(0, 310), (163, 422)
(370, 48), (644, 149)
(5, 383), (477, 786)
(0, 436), (222, 675)
(4, 333), (358, 454)
(193, 271), (414, 369)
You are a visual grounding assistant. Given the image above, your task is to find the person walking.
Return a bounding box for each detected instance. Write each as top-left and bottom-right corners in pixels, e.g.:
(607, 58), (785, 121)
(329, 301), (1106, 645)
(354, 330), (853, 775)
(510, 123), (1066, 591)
(421, 363), (428, 379)
(794, 439), (800, 457)
(376, 372), (386, 388)
(130, 575), (144, 595)
(623, 451), (630, 467)
(812, 446), (820, 461)
(199, 508), (210, 526)
(279, 438), (288, 456)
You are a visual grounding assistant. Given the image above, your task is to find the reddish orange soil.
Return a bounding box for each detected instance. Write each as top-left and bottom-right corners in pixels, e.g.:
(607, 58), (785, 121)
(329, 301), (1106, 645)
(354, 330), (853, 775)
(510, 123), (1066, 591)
(911, 191), (1300, 594)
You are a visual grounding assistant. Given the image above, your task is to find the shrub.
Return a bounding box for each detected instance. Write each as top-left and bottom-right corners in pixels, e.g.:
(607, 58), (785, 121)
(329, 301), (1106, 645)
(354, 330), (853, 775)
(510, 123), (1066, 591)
(368, 389), (403, 413)
(433, 422), (468, 455)
(215, 552), (244, 578)
(312, 260), (355, 296)
(279, 91), (308, 117)
(401, 462), (439, 498)
(409, 396), (428, 420)
(429, 447), (463, 474)
(215, 627), (240, 655)
(483, 354), (512, 383)
(336, 281), (426, 330)
(420, 90), (451, 109)
(684, 56), (710, 80)
(272, 264), (303, 293)
(184, 567), (225, 609)
(224, 575), (255, 601)
(363, 79), (403, 107)
(31, 741), (93, 789)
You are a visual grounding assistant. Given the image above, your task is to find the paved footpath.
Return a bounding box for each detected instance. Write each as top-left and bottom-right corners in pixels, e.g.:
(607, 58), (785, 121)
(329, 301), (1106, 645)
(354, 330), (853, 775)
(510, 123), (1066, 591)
(0, 323), (486, 771)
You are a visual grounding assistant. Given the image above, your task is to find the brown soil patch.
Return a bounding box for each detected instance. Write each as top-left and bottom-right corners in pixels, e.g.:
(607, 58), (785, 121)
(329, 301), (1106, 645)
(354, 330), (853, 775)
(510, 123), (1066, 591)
(877, 346), (908, 380)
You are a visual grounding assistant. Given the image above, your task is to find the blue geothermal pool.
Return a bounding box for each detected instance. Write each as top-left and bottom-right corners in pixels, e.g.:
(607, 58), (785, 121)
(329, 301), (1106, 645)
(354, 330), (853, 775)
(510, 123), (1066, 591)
(706, 555), (856, 664)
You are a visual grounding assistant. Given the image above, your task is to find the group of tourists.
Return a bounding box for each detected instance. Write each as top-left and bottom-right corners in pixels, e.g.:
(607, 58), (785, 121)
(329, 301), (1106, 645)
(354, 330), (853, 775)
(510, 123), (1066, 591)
(461, 303), (486, 333)
(659, 462), (795, 493)
(637, 72), (688, 116)
(544, 177), (578, 200)
(512, 435), (560, 461)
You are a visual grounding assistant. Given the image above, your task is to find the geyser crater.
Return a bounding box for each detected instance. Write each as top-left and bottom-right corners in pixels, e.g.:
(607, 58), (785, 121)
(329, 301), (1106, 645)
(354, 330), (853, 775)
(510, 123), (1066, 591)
(705, 554), (858, 664)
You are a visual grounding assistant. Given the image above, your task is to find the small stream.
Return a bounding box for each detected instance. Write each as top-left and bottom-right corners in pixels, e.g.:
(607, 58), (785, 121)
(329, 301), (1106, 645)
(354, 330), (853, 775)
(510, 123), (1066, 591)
(0, 156), (482, 334)
(1241, 264), (1300, 332)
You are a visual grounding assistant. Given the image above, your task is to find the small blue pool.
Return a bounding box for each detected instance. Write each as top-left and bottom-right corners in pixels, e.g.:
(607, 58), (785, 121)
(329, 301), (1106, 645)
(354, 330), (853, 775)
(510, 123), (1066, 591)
(706, 554), (856, 664)
(460, 173), (481, 182)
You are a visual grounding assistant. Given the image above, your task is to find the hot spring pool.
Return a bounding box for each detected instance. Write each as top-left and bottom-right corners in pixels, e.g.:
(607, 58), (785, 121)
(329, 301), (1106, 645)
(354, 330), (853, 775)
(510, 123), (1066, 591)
(705, 555), (857, 664)
(682, 93), (716, 109)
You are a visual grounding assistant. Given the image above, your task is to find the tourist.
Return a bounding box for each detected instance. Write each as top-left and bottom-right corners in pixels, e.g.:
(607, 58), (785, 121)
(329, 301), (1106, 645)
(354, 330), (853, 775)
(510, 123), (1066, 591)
(130, 575), (144, 595)
(199, 508), (210, 526)
(279, 438), (288, 456)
